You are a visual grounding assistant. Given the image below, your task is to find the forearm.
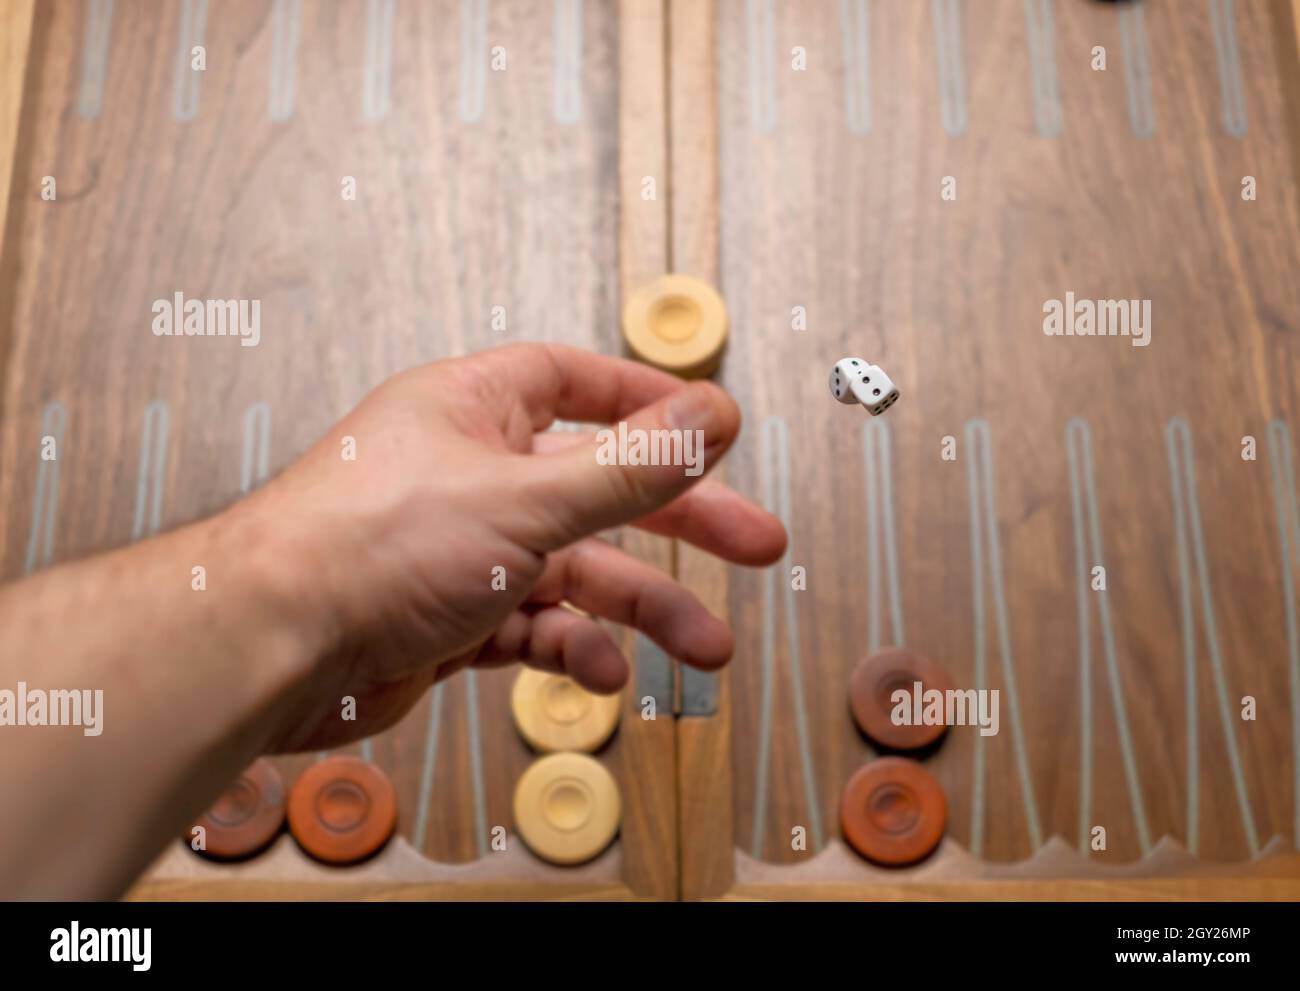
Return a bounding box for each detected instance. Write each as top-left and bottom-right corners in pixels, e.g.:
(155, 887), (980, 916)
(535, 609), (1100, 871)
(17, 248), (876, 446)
(0, 506), (323, 899)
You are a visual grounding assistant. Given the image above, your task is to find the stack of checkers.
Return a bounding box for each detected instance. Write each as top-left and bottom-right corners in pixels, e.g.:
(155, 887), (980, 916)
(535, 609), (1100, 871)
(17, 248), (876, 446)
(509, 667), (623, 866)
(841, 647), (953, 866)
(186, 754), (399, 866)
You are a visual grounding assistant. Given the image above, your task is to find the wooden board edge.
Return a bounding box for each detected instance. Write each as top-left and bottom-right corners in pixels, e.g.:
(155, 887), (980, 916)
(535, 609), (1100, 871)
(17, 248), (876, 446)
(0, 0), (37, 431)
(720, 878), (1300, 902)
(0, 0), (40, 572)
(0, 0), (34, 250)
(617, 598), (680, 900)
(676, 668), (736, 899)
(1276, 0), (1300, 233)
(127, 878), (644, 902)
(128, 834), (644, 902)
(724, 838), (1300, 901)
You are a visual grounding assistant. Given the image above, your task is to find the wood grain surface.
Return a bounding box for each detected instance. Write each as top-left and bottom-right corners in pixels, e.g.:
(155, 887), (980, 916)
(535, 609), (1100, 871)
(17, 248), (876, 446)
(4, 0), (1300, 901)
(0, 0), (647, 896)
(701, 0), (1300, 893)
(0, 0), (35, 252)
(666, 0), (737, 900)
(615, 0), (679, 901)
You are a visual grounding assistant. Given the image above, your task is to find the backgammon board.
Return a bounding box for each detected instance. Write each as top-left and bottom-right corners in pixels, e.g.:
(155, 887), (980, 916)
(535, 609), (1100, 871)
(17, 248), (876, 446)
(2, 0), (1299, 900)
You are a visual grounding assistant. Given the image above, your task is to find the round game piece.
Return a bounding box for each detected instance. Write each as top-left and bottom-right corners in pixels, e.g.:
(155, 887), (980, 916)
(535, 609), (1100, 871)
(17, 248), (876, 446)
(513, 752), (621, 866)
(840, 757), (946, 866)
(621, 274), (728, 377)
(187, 758), (286, 860)
(287, 755), (397, 865)
(849, 646), (955, 752)
(511, 668), (621, 753)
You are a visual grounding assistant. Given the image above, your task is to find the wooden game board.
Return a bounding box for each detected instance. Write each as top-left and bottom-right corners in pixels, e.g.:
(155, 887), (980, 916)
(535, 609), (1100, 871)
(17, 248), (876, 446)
(2, 0), (1300, 901)
(680, 0), (1300, 900)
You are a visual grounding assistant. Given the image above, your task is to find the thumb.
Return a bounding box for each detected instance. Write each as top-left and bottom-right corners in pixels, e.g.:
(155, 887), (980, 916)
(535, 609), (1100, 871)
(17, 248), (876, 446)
(514, 381), (741, 552)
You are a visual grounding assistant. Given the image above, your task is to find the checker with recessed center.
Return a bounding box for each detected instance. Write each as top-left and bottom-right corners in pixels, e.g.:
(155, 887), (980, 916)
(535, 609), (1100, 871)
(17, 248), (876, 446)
(511, 669), (621, 754)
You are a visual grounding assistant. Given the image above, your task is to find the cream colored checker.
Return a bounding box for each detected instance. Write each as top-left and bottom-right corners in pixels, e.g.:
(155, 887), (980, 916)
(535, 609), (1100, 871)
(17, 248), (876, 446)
(511, 668), (621, 753)
(513, 753), (622, 866)
(622, 274), (728, 378)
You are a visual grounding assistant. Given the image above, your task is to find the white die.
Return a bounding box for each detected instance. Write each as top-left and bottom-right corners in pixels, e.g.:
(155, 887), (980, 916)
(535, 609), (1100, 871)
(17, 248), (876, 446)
(829, 357), (869, 403)
(829, 357), (899, 415)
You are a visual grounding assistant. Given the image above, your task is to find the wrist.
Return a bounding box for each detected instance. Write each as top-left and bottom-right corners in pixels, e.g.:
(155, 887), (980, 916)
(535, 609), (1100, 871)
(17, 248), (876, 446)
(197, 502), (339, 748)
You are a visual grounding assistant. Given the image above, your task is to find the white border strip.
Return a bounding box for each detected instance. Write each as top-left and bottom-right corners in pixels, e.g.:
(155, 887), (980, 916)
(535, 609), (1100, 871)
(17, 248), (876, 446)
(458, 0), (490, 124)
(132, 401), (170, 540)
(931, 0), (968, 137)
(862, 418), (904, 649)
(465, 670), (489, 858)
(964, 418), (1041, 853)
(362, 0), (396, 121)
(1165, 417), (1258, 856)
(78, 0), (114, 120)
(839, 0), (871, 135)
(751, 416), (823, 855)
(1023, 0), (1062, 138)
(1066, 418), (1150, 855)
(411, 683), (447, 853)
(1209, 0), (1247, 137)
(1266, 420), (1300, 845)
(746, 0), (778, 133)
(24, 402), (67, 574)
(268, 0), (302, 123)
(240, 402), (272, 494)
(553, 0), (583, 125)
(1118, 3), (1156, 139)
(171, 0), (209, 122)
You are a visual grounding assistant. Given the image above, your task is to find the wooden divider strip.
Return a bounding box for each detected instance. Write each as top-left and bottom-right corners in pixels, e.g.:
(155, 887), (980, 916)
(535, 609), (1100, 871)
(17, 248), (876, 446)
(1293, 0), (1300, 63)
(0, 0), (35, 266)
(616, 0), (679, 901)
(0, 0), (38, 558)
(667, 0), (719, 283)
(664, 0), (735, 901)
(1281, 0), (1300, 230)
(619, 0), (669, 292)
(617, 0), (733, 898)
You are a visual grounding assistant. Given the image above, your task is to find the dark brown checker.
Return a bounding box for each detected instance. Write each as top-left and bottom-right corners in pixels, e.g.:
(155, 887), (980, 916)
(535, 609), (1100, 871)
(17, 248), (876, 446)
(187, 758), (286, 861)
(288, 756), (397, 865)
(841, 757), (946, 867)
(850, 648), (956, 752)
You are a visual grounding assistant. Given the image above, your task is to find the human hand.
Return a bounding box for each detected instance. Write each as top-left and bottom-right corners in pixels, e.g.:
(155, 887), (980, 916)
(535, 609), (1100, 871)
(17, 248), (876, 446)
(238, 344), (786, 752)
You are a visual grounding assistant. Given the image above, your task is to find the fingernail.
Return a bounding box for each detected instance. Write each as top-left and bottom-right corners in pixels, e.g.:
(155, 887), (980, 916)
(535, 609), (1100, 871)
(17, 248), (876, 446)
(666, 383), (717, 433)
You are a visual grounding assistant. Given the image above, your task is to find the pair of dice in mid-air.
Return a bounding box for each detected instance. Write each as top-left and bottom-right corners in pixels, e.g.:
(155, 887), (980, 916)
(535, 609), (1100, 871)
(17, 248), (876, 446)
(829, 357), (899, 415)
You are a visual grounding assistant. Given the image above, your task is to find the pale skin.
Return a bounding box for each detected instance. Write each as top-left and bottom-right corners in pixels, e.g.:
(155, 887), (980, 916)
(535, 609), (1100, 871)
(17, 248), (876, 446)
(0, 344), (786, 900)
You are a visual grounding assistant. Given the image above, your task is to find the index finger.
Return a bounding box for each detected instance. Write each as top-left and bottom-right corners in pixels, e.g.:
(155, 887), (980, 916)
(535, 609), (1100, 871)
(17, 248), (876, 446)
(467, 343), (688, 428)
(532, 431), (787, 566)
